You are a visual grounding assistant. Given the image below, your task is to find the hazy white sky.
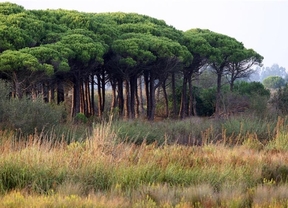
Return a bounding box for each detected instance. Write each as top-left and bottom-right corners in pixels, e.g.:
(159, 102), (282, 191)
(3, 0), (288, 70)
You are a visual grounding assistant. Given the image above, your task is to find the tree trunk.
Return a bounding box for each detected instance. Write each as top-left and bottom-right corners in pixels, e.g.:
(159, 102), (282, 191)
(96, 74), (103, 117)
(42, 82), (49, 102)
(215, 73), (222, 115)
(129, 76), (137, 119)
(101, 70), (106, 115)
(110, 79), (117, 112)
(80, 82), (84, 114)
(57, 80), (64, 104)
(138, 76), (144, 115)
(13, 72), (23, 99)
(49, 81), (55, 103)
(84, 78), (91, 116)
(171, 72), (177, 117)
(188, 73), (194, 117)
(144, 71), (150, 119)
(148, 73), (156, 121)
(117, 78), (124, 117)
(179, 74), (188, 119)
(90, 74), (95, 116)
(72, 74), (81, 117)
(124, 79), (131, 119)
(162, 80), (169, 118)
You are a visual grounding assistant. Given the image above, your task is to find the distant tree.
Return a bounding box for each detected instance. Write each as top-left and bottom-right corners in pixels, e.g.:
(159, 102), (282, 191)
(261, 64), (287, 81)
(262, 76), (286, 89)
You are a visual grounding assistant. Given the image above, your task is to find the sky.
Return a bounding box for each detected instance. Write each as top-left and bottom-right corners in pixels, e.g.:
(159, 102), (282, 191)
(2, 0), (288, 70)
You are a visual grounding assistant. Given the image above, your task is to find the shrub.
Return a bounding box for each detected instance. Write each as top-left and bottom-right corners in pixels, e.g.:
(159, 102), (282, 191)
(234, 81), (270, 97)
(3, 97), (65, 136)
(74, 113), (88, 124)
(263, 76), (286, 89)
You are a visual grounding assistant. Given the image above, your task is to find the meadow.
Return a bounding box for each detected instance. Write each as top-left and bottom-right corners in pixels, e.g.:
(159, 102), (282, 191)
(1, 115), (288, 207)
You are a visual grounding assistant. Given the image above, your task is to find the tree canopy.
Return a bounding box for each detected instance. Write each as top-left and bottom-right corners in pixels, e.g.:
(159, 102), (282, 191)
(0, 2), (263, 120)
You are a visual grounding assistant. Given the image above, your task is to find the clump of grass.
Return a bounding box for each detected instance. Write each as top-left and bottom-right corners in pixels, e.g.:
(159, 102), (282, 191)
(221, 115), (275, 144)
(266, 117), (288, 151)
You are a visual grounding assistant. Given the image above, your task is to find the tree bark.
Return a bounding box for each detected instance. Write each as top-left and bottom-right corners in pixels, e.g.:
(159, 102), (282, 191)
(124, 79), (131, 119)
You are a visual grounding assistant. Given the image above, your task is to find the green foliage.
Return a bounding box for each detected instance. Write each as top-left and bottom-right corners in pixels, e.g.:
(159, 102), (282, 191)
(74, 113), (88, 124)
(196, 87), (216, 116)
(0, 2), (25, 15)
(263, 76), (286, 89)
(233, 81), (270, 97)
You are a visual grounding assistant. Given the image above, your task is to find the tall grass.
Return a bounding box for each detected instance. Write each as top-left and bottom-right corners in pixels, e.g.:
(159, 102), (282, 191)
(1, 116), (288, 207)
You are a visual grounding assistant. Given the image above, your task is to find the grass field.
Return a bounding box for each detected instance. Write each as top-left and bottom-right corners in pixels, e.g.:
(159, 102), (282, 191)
(1, 116), (288, 207)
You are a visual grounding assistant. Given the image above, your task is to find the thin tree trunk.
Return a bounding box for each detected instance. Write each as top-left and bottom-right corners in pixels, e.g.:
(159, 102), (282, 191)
(90, 74), (95, 116)
(117, 78), (124, 117)
(129, 76), (137, 119)
(101, 70), (106, 114)
(80, 82), (84, 114)
(188, 73), (193, 117)
(162, 80), (169, 118)
(138, 76), (144, 114)
(216, 73), (222, 115)
(144, 72), (150, 119)
(57, 80), (64, 104)
(84, 78), (91, 116)
(110, 79), (117, 112)
(148, 73), (156, 121)
(96, 74), (103, 117)
(171, 72), (177, 117)
(179, 75), (188, 119)
(72, 74), (81, 117)
(49, 81), (55, 103)
(124, 79), (130, 119)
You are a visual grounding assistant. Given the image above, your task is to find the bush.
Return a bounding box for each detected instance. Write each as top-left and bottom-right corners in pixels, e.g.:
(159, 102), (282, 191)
(0, 80), (65, 135)
(196, 87), (216, 116)
(263, 76), (286, 89)
(74, 113), (88, 124)
(2, 97), (65, 135)
(234, 81), (270, 97)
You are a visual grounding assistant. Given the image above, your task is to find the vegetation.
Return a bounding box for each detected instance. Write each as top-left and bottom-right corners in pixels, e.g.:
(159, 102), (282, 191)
(1, 2), (288, 207)
(1, 117), (288, 207)
(263, 76), (286, 89)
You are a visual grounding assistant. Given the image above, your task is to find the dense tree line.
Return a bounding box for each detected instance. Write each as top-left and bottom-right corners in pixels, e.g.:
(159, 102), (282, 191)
(0, 3), (263, 120)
